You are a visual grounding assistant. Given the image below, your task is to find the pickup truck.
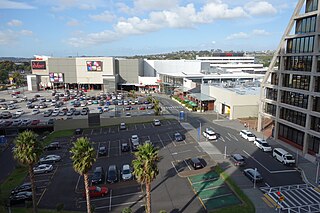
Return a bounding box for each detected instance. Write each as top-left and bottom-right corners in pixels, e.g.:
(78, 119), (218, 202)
(203, 128), (217, 140)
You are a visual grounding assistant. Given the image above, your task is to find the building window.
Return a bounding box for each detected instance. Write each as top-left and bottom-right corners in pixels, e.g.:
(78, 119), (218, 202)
(308, 135), (320, 155)
(282, 74), (310, 90)
(266, 88), (278, 101)
(296, 16), (316, 34)
(280, 108), (306, 127)
(315, 77), (320, 92)
(271, 73), (279, 85)
(278, 123), (304, 148)
(306, 0), (318, 13)
(312, 96), (320, 112)
(281, 91), (308, 109)
(310, 116), (320, 133)
(287, 36), (314, 53)
(284, 56), (312, 71)
(265, 103), (276, 116)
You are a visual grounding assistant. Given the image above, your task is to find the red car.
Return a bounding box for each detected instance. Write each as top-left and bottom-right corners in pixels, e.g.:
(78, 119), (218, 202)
(31, 120), (40, 125)
(139, 106), (146, 110)
(83, 186), (108, 198)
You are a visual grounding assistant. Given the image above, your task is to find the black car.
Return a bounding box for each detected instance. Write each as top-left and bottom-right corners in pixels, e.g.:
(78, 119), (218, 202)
(243, 168), (263, 182)
(174, 132), (183, 142)
(91, 167), (105, 185)
(191, 157), (204, 170)
(9, 191), (32, 205)
(75, 128), (82, 135)
(98, 146), (107, 156)
(74, 110), (81, 115)
(230, 154), (246, 166)
(11, 183), (32, 195)
(44, 142), (60, 151)
(121, 142), (130, 152)
(107, 165), (118, 183)
(47, 119), (54, 125)
(80, 109), (88, 115)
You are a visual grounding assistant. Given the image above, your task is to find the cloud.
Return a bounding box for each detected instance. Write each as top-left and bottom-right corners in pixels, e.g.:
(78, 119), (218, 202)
(68, 1), (249, 47)
(78, 4), (96, 10)
(20, 29), (33, 36)
(211, 41), (216, 44)
(226, 32), (250, 40)
(0, 30), (17, 44)
(244, 1), (277, 16)
(133, 0), (179, 11)
(67, 19), (80, 26)
(89, 11), (116, 23)
(7, 19), (22, 27)
(0, 0), (35, 9)
(252, 29), (270, 36)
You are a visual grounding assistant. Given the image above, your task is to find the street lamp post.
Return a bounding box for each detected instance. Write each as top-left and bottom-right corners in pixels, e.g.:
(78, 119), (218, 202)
(253, 168), (257, 189)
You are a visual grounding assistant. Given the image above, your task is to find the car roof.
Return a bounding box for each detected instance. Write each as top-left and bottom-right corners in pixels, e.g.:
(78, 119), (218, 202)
(108, 165), (116, 170)
(122, 164), (130, 170)
(232, 154), (244, 160)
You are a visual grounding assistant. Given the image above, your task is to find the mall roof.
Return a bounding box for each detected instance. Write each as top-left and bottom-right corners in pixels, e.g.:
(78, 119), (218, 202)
(188, 93), (216, 101)
(225, 86), (261, 95)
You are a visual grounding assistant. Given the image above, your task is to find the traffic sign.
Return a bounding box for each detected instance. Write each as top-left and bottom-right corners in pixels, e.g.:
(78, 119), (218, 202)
(279, 195), (285, 202)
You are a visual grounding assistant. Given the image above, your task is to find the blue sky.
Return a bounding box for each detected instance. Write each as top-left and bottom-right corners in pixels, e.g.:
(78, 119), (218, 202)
(0, 0), (297, 57)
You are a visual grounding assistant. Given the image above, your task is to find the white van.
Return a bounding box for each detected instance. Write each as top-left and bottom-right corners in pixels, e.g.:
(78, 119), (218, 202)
(240, 130), (255, 142)
(272, 148), (295, 166)
(203, 128), (217, 140)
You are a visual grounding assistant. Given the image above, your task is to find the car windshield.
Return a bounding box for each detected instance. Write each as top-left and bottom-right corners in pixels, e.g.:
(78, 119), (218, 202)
(261, 143), (270, 147)
(123, 169), (130, 174)
(175, 133), (181, 137)
(247, 134), (255, 137)
(286, 155), (294, 160)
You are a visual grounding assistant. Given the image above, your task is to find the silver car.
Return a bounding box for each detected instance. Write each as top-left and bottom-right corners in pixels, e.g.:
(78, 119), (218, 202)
(33, 164), (53, 174)
(39, 155), (61, 164)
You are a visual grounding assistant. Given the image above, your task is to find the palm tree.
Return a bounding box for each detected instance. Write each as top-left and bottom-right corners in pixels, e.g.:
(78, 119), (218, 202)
(12, 71), (23, 87)
(153, 99), (161, 115)
(132, 143), (159, 213)
(13, 130), (43, 213)
(70, 137), (96, 213)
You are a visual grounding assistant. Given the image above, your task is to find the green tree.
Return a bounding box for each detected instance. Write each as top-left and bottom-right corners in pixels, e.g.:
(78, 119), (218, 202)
(122, 207), (132, 213)
(12, 71), (24, 86)
(0, 70), (9, 84)
(132, 143), (159, 213)
(70, 137), (96, 213)
(13, 131), (43, 213)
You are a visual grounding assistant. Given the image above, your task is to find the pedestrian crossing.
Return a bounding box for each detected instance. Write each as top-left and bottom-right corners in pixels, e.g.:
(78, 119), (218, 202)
(163, 106), (184, 109)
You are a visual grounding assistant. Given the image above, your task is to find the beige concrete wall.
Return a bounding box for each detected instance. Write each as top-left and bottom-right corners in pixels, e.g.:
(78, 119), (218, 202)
(47, 58), (77, 84)
(54, 116), (164, 131)
(233, 105), (259, 119)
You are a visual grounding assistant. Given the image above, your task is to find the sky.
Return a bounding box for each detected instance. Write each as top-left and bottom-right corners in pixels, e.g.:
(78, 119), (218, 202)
(0, 0), (298, 57)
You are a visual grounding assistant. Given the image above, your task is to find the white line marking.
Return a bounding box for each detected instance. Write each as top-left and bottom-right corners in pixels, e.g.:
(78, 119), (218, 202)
(95, 200), (145, 210)
(225, 136), (231, 141)
(108, 141), (111, 157)
(34, 179), (49, 183)
(90, 129), (94, 135)
(195, 146), (202, 152)
(157, 135), (165, 148)
(228, 133), (238, 141)
(109, 189), (112, 211)
(265, 182), (270, 187)
(37, 188), (46, 205)
(184, 160), (191, 170)
(219, 137), (225, 142)
(171, 161), (179, 174)
(172, 150), (192, 155)
(75, 175), (81, 192)
(143, 124), (146, 128)
(96, 142), (100, 159)
(109, 127), (111, 134)
(243, 150), (271, 172)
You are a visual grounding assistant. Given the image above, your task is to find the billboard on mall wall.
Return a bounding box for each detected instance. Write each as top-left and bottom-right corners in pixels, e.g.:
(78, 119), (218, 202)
(86, 61), (103, 71)
(49, 73), (64, 83)
(31, 61), (46, 70)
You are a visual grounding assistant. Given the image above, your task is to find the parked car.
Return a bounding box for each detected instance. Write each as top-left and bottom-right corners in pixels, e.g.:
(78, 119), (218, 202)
(33, 164), (53, 174)
(121, 142), (130, 152)
(12, 119), (22, 126)
(31, 120), (40, 125)
(106, 165), (118, 183)
(174, 132), (183, 142)
(230, 154), (246, 166)
(47, 119), (55, 125)
(191, 157), (204, 170)
(32, 109), (40, 115)
(91, 167), (105, 185)
(84, 186), (108, 198)
(120, 122), (126, 130)
(44, 142), (60, 150)
(153, 119), (161, 126)
(203, 127), (217, 140)
(243, 168), (263, 182)
(98, 146), (107, 156)
(240, 130), (256, 142)
(254, 138), (272, 152)
(11, 183), (32, 195)
(39, 155), (61, 164)
(15, 109), (25, 116)
(121, 164), (132, 181)
(9, 191), (32, 205)
(131, 135), (140, 151)
(21, 119), (31, 126)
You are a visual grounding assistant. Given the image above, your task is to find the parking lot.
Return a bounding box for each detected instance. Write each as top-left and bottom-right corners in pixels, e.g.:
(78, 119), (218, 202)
(31, 119), (216, 212)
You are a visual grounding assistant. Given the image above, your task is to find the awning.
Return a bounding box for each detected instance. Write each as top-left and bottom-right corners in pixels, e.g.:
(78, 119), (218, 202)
(189, 101), (197, 107)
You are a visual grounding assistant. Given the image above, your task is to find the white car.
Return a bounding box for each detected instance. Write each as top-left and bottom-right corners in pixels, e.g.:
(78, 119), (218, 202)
(240, 130), (256, 142)
(15, 109), (25, 116)
(203, 128), (217, 140)
(254, 138), (272, 152)
(32, 109), (40, 115)
(33, 164), (53, 174)
(21, 119), (31, 126)
(12, 119), (22, 126)
(153, 119), (161, 126)
(39, 155), (61, 164)
(131, 135), (140, 151)
(121, 164), (132, 181)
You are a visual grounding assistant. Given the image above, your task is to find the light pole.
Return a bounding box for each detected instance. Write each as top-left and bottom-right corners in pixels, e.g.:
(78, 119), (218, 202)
(253, 168), (257, 189)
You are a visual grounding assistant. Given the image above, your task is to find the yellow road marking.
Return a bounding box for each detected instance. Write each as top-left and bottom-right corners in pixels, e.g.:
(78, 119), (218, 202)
(314, 187), (320, 193)
(261, 197), (274, 208)
(263, 194), (279, 208)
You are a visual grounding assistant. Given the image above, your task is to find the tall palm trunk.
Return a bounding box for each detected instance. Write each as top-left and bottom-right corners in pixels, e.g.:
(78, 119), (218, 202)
(28, 165), (37, 213)
(146, 182), (151, 213)
(84, 174), (92, 213)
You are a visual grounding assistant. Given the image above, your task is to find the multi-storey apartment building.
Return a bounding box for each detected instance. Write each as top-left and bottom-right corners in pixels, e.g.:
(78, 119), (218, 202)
(259, 0), (320, 157)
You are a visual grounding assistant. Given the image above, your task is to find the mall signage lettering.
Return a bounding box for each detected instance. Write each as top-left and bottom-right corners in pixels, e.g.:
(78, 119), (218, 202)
(32, 61), (46, 70)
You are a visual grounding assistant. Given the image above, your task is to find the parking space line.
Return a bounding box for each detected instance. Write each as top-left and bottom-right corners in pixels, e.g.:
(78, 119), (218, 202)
(184, 160), (191, 170)
(90, 129), (94, 135)
(157, 135), (165, 148)
(109, 189), (112, 212)
(109, 128), (111, 134)
(96, 142), (100, 159)
(171, 161), (179, 174)
(135, 124), (137, 130)
(225, 136), (231, 141)
(34, 179), (49, 183)
(195, 146), (202, 153)
(228, 133), (238, 141)
(118, 140), (121, 156)
(143, 124), (146, 128)
(108, 141), (111, 157)
(75, 175), (81, 192)
(37, 188), (47, 206)
(95, 200), (145, 210)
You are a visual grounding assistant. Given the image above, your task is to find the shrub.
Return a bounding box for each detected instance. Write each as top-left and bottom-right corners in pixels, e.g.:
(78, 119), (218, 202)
(122, 207), (132, 213)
